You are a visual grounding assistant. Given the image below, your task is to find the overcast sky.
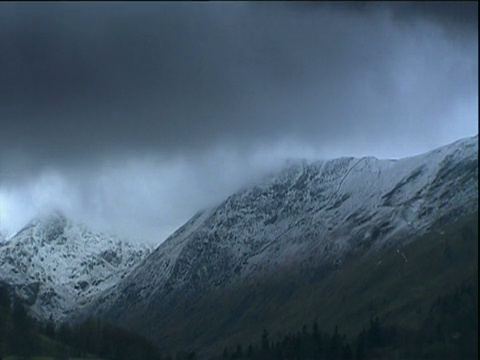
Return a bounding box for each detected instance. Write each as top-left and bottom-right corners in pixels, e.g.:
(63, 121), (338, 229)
(0, 2), (477, 243)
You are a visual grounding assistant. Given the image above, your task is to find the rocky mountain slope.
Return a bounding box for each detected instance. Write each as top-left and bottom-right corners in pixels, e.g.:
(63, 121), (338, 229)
(83, 135), (478, 353)
(0, 212), (152, 322)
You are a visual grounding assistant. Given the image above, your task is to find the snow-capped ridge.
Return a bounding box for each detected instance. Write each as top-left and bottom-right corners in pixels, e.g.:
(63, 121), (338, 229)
(85, 135), (478, 328)
(0, 213), (152, 323)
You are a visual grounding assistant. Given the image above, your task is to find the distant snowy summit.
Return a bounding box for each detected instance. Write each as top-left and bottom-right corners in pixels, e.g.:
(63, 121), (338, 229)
(0, 211), (152, 322)
(86, 135), (478, 327)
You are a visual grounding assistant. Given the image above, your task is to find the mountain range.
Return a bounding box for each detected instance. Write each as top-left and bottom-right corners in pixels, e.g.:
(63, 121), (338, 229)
(0, 135), (477, 356)
(86, 135), (478, 353)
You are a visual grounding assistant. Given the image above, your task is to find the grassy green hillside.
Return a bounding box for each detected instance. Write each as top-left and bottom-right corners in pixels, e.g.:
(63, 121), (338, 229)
(144, 212), (478, 356)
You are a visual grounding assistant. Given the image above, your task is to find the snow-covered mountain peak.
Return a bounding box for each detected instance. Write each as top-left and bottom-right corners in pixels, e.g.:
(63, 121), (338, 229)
(86, 135), (478, 327)
(15, 210), (68, 244)
(0, 213), (153, 322)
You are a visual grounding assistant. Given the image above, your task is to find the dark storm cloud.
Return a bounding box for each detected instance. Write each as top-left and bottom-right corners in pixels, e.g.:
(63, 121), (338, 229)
(388, 1), (478, 33)
(1, 2), (477, 174)
(0, 2), (477, 242)
(1, 3), (245, 158)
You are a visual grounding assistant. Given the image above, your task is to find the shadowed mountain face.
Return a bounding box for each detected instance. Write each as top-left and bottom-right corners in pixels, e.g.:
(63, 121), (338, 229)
(0, 211), (152, 323)
(78, 136), (478, 354)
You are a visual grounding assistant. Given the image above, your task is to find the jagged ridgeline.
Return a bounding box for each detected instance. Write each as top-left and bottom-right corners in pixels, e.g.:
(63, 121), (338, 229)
(0, 135), (477, 358)
(72, 135), (477, 357)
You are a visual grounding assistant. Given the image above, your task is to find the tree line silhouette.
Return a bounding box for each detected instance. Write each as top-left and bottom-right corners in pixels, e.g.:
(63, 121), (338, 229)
(1, 280), (477, 359)
(0, 283), (161, 360)
(213, 282), (477, 360)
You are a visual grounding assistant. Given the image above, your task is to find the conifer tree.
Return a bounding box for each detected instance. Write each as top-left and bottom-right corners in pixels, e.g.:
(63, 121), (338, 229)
(261, 329), (270, 355)
(247, 343), (254, 358)
(355, 329), (366, 360)
(328, 326), (341, 360)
